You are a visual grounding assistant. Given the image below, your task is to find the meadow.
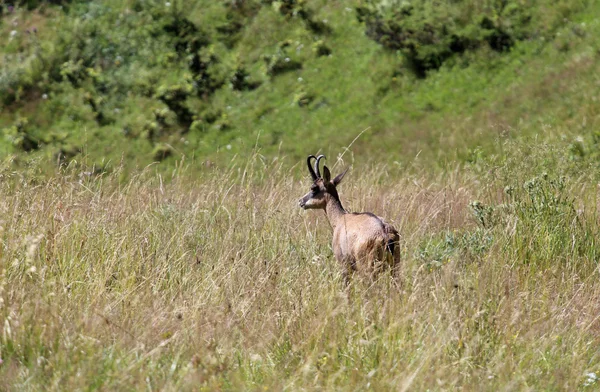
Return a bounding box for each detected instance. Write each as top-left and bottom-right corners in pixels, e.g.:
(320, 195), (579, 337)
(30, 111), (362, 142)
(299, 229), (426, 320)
(2, 0), (600, 390)
(2, 146), (600, 390)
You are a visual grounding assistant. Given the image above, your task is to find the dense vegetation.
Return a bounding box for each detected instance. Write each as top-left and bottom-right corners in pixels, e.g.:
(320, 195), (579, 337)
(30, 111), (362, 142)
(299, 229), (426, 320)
(0, 0), (596, 173)
(2, 0), (600, 390)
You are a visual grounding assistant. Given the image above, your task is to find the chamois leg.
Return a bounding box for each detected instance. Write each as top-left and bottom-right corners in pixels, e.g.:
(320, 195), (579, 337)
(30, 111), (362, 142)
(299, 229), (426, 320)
(386, 233), (402, 292)
(340, 260), (357, 303)
(340, 258), (355, 288)
(359, 244), (385, 289)
(390, 261), (402, 294)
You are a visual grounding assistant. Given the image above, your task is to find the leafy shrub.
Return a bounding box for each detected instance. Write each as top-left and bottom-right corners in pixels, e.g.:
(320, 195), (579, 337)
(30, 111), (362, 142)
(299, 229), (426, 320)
(2, 117), (41, 152)
(263, 41), (302, 76)
(415, 229), (494, 271)
(216, 0), (262, 48)
(293, 89), (314, 107)
(518, 174), (573, 222)
(214, 113), (232, 131)
(0, 67), (25, 106)
(312, 40), (331, 57)
(263, 54), (302, 76)
(191, 47), (226, 97)
(509, 174), (591, 262)
(10, 0), (81, 10)
(356, 0), (532, 76)
(161, 11), (210, 56)
(151, 143), (174, 161)
(150, 7), (227, 98)
(59, 59), (88, 86)
(83, 92), (112, 126)
(200, 108), (222, 124)
(142, 108), (177, 141)
(469, 200), (497, 229)
(54, 144), (80, 165)
(229, 63), (260, 91)
(270, 0), (332, 34)
(155, 84), (194, 127)
(495, 173), (596, 266)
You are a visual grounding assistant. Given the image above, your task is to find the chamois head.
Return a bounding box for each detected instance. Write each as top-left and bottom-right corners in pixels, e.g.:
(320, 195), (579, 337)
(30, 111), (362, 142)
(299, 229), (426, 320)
(298, 155), (348, 210)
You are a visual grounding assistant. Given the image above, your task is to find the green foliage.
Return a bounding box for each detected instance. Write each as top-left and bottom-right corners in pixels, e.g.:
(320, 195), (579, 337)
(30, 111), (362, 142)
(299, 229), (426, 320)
(10, 0), (79, 10)
(216, 0), (262, 47)
(229, 62), (261, 91)
(263, 40), (303, 76)
(140, 108), (176, 141)
(312, 39), (331, 57)
(155, 84), (194, 127)
(292, 89), (314, 107)
(0, 0), (598, 177)
(416, 228), (494, 271)
(469, 200), (496, 229)
(472, 171), (599, 268)
(83, 92), (112, 126)
(356, 0), (582, 76)
(59, 59), (86, 85)
(2, 117), (41, 152)
(504, 173), (595, 264)
(356, 0), (528, 75)
(270, 0), (331, 33)
(54, 143), (80, 164)
(151, 142), (174, 161)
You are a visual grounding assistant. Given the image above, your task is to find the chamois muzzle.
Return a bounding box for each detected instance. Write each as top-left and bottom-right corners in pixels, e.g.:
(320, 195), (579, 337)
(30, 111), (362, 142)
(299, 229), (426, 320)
(299, 191), (314, 209)
(299, 198), (306, 209)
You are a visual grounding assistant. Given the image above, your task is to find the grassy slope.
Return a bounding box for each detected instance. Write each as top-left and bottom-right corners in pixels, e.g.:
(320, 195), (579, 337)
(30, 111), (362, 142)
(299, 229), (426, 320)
(0, 1), (598, 174)
(2, 1), (600, 390)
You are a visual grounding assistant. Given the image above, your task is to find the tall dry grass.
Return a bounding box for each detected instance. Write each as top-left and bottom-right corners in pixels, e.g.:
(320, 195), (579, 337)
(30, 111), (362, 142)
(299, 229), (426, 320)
(1, 154), (600, 390)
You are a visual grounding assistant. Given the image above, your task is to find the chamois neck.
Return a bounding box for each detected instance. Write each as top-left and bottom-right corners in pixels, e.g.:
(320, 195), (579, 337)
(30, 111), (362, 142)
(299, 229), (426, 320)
(324, 195), (347, 228)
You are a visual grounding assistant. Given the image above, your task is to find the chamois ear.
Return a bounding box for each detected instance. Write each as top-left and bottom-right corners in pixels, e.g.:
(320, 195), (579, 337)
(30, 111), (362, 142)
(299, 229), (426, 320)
(332, 167), (349, 186)
(323, 165), (331, 182)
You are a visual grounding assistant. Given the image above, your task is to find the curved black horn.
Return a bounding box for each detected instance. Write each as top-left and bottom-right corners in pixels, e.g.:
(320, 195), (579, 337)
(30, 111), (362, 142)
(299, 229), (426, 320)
(315, 155), (326, 178)
(307, 155), (317, 180)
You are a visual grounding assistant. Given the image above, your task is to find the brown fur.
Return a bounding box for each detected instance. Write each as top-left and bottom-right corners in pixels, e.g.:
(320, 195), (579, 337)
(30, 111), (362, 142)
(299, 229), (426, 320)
(299, 158), (400, 284)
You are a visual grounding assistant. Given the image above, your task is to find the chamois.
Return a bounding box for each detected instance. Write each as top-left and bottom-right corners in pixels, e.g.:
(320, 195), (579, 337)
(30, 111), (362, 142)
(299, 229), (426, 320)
(298, 155), (400, 284)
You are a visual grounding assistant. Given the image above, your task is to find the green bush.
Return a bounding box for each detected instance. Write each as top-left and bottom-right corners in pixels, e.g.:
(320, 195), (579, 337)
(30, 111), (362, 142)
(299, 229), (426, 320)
(312, 40), (331, 57)
(2, 117), (41, 152)
(293, 89), (314, 107)
(271, 0), (332, 34)
(155, 84), (194, 127)
(356, 0), (532, 76)
(216, 0), (262, 48)
(10, 0), (81, 11)
(151, 143), (174, 161)
(415, 228), (494, 271)
(497, 173), (595, 266)
(229, 63), (261, 91)
(53, 143), (80, 165)
(263, 41), (302, 76)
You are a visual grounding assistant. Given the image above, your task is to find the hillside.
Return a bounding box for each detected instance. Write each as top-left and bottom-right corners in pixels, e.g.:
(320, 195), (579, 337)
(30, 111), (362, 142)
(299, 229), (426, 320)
(3, 1), (600, 390)
(1, 0), (598, 174)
